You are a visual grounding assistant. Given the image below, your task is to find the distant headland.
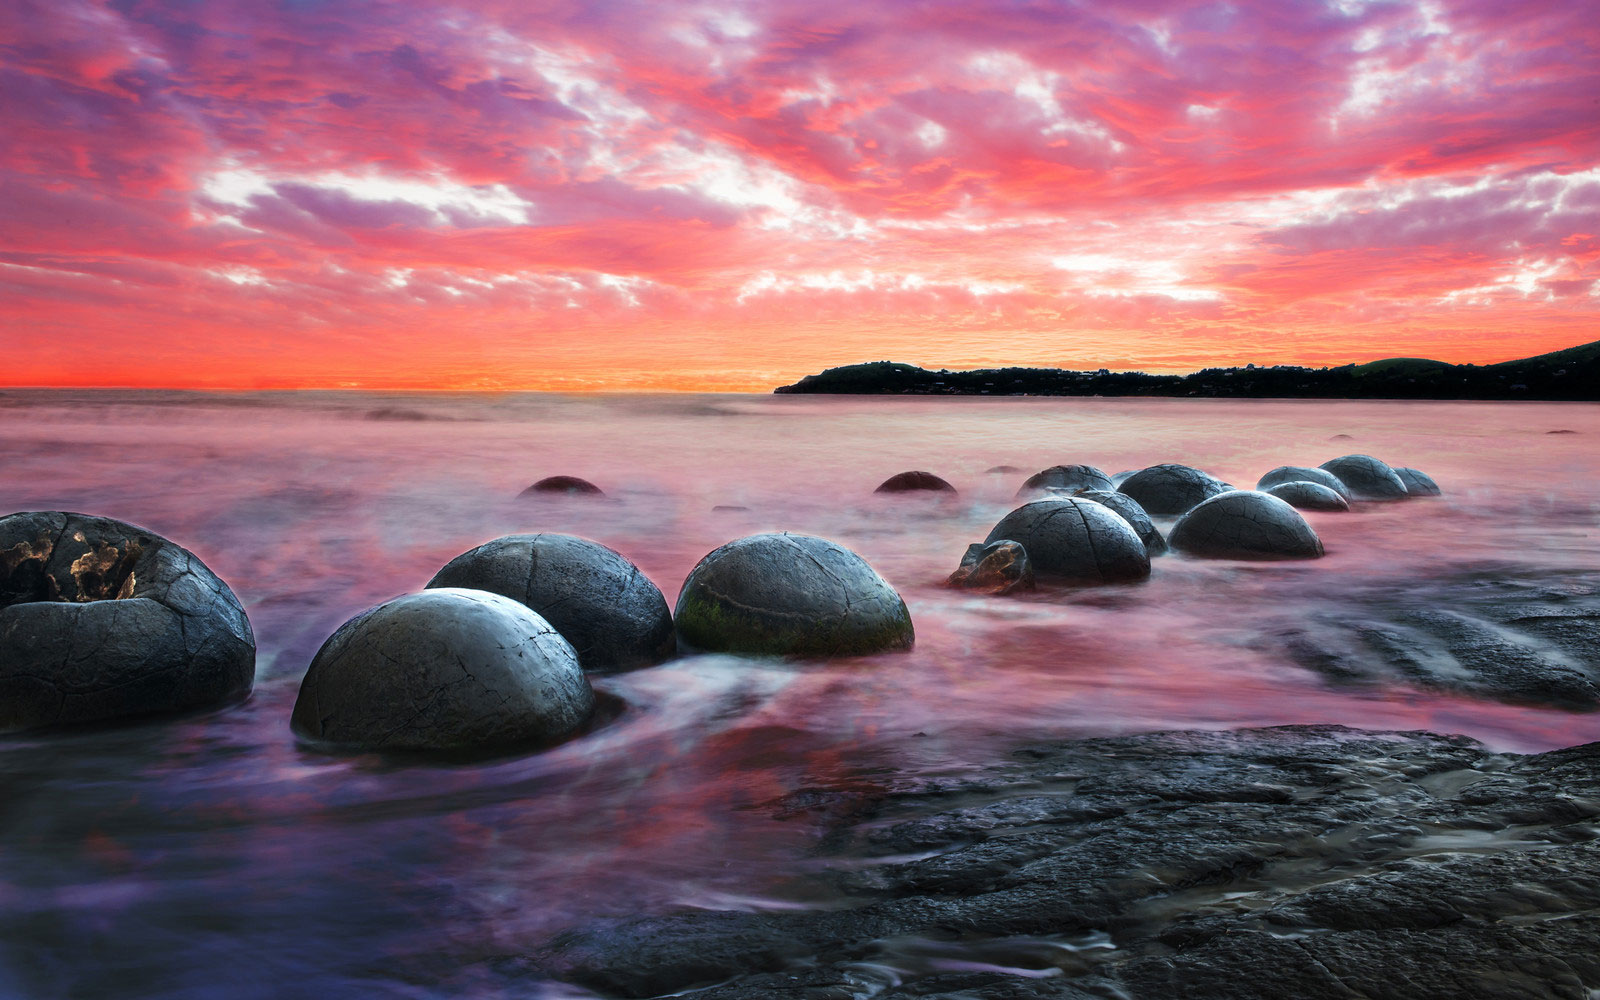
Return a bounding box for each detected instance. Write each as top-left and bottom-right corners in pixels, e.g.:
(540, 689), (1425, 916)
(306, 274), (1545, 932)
(774, 339), (1600, 400)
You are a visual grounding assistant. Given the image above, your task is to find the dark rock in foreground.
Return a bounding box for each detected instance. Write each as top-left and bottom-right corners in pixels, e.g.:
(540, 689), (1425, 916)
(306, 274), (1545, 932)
(946, 540), (1034, 594)
(521, 476), (604, 497)
(1076, 489), (1168, 556)
(675, 533), (913, 658)
(875, 471), (957, 494)
(1320, 454), (1408, 500)
(291, 589), (594, 752)
(527, 725), (1600, 998)
(1117, 464), (1229, 515)
(985, 498), (1150, 583)
(1171, 491), (1324, 560)
(1016, 464), (1113, 497)
(1394, 466), (1442, 495)
(426, 534), (675, 673)
(1273, 569), (1600, 709)
(1264, 480), (1350, 511)
(0, 511), (255, 732)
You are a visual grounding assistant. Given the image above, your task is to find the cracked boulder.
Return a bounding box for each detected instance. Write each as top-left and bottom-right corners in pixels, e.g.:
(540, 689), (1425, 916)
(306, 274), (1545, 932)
(1016, 465), (1114, 498)
(1170, 490), (1325, 560)
(1264, 481), (1350, 512)
(1117, 464), (1230, 515)
(1319, 455), (1408, 500)
(0, 511), (255, 733)
(1255, 465), (1352, 501)
(946, 540), (1034, 594)
(291, 588), (593, 752)
(426, 534), (674, 673)
(875, 471), (957, 495)
(1394, 466), (1442, 495)
(984, 498), (1150, 583)
(520, 476), (604, 497)
(1076, 489), (1169, 556)
(674, 533), (913, 658)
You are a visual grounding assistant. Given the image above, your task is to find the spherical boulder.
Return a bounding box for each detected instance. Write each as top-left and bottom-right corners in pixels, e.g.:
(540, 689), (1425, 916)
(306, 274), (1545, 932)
(426, 534), (674, 673)
(1319, 455), (1408, 501)
(1394, 467), (1441, 496)
(986, 465), (1026, 474)
(521, 476), (604, 497)
(291, 589), (594, 752)
(946, 540), (1034, 594)
(1265, 481), (1350, 512)
(984, 498), (1150, 583)
(0, 511), (255, 733)
(1256, 466), (1352, 501)
(1170, 491), (1325, 560)
(1016, 464), (1114, 498)
(1117, 464), (1230, 515)
(1076, 489), (1169, 556)
(674, 533), (913, 658)
(875, 471), (957, 495)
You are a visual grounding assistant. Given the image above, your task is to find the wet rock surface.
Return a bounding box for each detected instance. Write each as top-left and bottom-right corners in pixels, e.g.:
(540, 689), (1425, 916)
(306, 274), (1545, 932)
(1264, 480), (1350, 511)
(426, 534), (675, 673)
(525, 725), (1600, 999)
(1272, 569), (1600, 709)
(674, 533), (914, 657)
(522, 476), (605, 496)
(1170, 491), (1325, 560)
(984, 498), (1150, 584)
(876, 471), (958, 494)
(1117, 464), (1229, 515)
(946, 540), (1035, 594)
(1320, 455), (1408, 500)
(1075, 490), (1168, 556)
(1017, 465), (1114, 497)
(1394, 466), (1442, 495)
(0, 511), (255, 732)
(1255, 465), (1352, 500)
(291, 588), (594, 752)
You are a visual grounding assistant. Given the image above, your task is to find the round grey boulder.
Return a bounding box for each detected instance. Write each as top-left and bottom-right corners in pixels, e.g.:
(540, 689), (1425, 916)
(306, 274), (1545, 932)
(521, 476), (604, 497)
(1394, 467), (1441, 496)
(1016, 464), (1114, 498)
(984, 498), (1150, 583)
(291, 589), (594, 752)
(1265, 481), (1350, 512)
(1170, 491), (1325, 560)
(675, 533), (913, 658)
(0, 511), (255, 733)
(1319, 455), (1408, 500)
(1256, 465), (1352, 501)
(426, 534), (674, 673)
(875, 471), (957, 494)
(1077, 489), (1169, 556)
(1117, 464), (1230, 515)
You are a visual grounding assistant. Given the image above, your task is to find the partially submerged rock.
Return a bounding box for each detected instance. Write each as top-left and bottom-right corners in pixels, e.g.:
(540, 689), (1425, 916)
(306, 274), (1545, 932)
(1076, 489), (1168, 556)
(1016, 464), (1113, 498)
(1255, 465), (1351, 500)
(984, 498), (1150, 583)
(291, 589), (593, 752)
(674, 533), (913, 658)
(985, 465), (1026, 474)
(1264, 480), (1350, 512)
(946, 540), (1034, 594)
(0, 511), (255, 733)
(530, 725), (1600, 999)
(1394, 466), (1442, 496)
(874, 471), (957, 494)
(426, 534), (674, 672)
(1117, 464), (1230, 515)
(521, 476), (604, 497)
(1170, 491), (1325, 560)
(1319, 454), (1408, 500)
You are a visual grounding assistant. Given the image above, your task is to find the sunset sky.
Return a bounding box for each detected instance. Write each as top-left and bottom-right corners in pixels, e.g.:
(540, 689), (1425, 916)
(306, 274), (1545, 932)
(3, 0), (1597, 390)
